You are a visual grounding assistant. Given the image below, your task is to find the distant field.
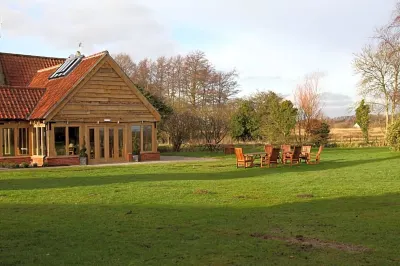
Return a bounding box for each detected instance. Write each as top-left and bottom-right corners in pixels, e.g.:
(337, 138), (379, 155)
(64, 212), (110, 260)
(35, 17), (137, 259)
(329, 127), (385, 145)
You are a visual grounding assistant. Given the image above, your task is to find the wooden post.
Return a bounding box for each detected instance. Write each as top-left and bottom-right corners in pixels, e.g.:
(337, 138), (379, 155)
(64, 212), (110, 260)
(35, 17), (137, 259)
(36, 127), (39, 156)
(40, 127), (44, 156)
(152, 123), (157, 153)
(65, 126), (69, 156)
(15, 127), (19, 156)
(0, 127), (3, 157)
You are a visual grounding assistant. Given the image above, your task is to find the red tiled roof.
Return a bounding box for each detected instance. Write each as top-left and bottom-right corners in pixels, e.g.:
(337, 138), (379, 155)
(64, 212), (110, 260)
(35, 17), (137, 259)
(0, 86), (46, 120)
(0, 52), (65, 86)
(29, 52), (107, 119)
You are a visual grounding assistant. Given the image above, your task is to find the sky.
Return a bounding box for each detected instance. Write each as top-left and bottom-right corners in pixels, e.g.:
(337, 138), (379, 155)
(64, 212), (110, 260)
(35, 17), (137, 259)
(0, 0), (398, 117)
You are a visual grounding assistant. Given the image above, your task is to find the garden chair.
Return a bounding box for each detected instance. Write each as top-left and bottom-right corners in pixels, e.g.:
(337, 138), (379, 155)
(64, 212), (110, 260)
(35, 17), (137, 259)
(307, 146), (323, 165)
(299, 145), (312, 163)
(281, 144), (292, 164)
(264, 144), (273, 155)
(261, 148), (281, 168)
(282, 146), (302, 166)
(235, 148), (254, 168)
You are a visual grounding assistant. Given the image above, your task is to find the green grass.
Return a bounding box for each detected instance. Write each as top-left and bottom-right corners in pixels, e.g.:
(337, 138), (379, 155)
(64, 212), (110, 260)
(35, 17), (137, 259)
(0, 147), (399, 265)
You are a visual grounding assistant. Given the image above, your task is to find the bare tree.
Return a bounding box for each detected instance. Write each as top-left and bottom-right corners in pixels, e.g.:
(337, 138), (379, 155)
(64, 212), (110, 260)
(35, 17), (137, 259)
(294, 72), (324, 143)
(354, 45), (392, 131)
(112, 53), (136, 77)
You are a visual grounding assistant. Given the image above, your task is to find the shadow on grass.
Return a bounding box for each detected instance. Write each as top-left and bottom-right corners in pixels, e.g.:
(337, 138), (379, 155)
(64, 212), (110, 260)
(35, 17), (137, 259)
(1, 193), (399, 265)
(0, 155), (399, 191)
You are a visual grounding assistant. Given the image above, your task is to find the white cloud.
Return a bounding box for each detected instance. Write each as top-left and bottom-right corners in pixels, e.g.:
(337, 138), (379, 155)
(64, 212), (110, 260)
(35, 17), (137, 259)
(0, 0), (176, 59)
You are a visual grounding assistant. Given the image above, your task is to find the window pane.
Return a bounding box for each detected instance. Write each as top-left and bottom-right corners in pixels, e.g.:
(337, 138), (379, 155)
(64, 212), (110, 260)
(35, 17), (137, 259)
(99, 128), (105, 158)
(89, 128), (95, 159)
(143, 125), (152, 152)
(68, 127), (79, 155)
(54, 127), (66, 155)
(118, 128), (124, 158)
(18, 128), (29, 155)
(42, 128), (47, 156)
(131, 126), (140, 155)
(109, 128), (114, 158)
(2, 128), (15, 156)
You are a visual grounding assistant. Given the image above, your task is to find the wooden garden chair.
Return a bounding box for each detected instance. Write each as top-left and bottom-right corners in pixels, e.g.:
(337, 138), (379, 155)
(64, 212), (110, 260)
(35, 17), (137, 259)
(261, 148), (281, 168)
(307, 146), (323, 165)
(235, 148), (254, 168)
(264, 144), (273, 155)
(281, 144), (292, 164)
(299, 145), (312, 163)
(282, 146), (302, 166)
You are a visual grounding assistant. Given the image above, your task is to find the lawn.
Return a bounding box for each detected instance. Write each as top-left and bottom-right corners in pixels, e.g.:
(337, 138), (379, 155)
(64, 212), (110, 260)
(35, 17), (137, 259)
(0, 147), (399, 265)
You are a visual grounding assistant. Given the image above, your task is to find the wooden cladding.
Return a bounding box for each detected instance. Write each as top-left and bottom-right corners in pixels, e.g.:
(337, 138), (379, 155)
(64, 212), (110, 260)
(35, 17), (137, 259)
(52, 63), (155, 122)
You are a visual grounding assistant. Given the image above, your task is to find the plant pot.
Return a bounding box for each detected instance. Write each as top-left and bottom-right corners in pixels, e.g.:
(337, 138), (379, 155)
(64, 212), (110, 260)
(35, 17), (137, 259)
(132, 155), (139, 162)
(79, 156), (88, 165)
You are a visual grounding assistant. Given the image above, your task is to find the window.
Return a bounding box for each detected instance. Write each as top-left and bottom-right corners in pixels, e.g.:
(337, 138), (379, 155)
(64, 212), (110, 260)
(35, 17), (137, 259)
(143, 125), (153, 152)
(109, 128), (114, 158)
(68, 127), (79, 155)
(54, 127), (66, 155)
(2, 128), (15, 156)
(89, 128), (95, 159)
(18, 128), (29, 155)
(33, 127), (46, 156)
(131, 126), (141, 155)
(49, 55), (84, 79)
(99, 128), (105, 158)
(118, 128), (124, 158)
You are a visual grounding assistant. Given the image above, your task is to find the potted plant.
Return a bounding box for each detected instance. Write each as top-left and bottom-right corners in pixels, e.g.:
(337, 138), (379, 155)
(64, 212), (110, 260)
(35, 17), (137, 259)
(79, 142), (88, 165)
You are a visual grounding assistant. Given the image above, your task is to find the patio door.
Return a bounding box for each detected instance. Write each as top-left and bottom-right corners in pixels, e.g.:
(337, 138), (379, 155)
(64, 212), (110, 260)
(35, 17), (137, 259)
(87, 126), (125, 165)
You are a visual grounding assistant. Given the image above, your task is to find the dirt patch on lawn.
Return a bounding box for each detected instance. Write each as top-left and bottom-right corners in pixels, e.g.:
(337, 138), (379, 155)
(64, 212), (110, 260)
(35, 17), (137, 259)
(250, 233), (372, 253)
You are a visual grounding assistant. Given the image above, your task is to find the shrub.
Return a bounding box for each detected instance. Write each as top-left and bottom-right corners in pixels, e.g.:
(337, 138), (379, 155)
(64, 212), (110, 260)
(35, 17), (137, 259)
(42, 162), (49, 167)
(32, 163), (38, 168)
(20, 162), (30, 168)
(12, 163), (20, 169)
(386, 119), (400, 151)
(309, 122), (330, 147)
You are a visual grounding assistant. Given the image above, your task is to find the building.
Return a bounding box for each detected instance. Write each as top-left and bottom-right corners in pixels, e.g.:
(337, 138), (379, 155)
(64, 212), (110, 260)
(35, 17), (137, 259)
(0, 51), (161, 166)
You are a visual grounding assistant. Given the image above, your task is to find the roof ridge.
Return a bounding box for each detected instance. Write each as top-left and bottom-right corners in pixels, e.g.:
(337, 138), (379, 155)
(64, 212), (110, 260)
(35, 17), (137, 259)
(83, 50), (109, 60)
(0, 52), (66, 60)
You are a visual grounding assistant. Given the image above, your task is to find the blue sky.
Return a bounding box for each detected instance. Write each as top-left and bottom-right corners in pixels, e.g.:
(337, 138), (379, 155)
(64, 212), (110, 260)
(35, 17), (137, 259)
(0, 0), (398, 117)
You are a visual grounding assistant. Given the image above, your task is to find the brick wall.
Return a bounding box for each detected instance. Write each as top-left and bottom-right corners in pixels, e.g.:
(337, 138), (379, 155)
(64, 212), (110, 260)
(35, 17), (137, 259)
(140, 152), (160, 162)
(0, 156), (31, 164)
(46, 156), (80, 166)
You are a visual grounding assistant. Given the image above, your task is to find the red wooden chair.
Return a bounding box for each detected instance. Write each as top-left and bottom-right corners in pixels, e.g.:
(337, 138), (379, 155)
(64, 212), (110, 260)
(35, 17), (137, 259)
(282, 146), (302, 166)
(264, 144), (273, 155)
(281, 144), (292, 164)
(262, 148), (281, 168)
(307, 146), (323, 165)
(235, 148), (254, 168)
(299, 145), (312, 163)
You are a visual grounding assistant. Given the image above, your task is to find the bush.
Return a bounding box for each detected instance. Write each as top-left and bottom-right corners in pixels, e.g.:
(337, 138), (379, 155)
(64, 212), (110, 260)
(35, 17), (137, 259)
(387, 119), (400, 151)
(32, 163), (38, 168)
(309, 122), (330, 147)
(20, 162), (30, 168)
(157, 145), (172, 153)
(42, 162), (49, 167)
(12, 163), (20, 169)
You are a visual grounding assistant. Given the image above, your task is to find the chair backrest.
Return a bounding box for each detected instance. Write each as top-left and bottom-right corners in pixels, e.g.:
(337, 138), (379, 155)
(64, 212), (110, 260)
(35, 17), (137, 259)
(270, 148), (281, 162)
(264, 144), (273, 154)
(281, 144), (291, 153)
(292, 146), (302, 159)
(301, 145), (311, 154)
(234, 148), (244, 160)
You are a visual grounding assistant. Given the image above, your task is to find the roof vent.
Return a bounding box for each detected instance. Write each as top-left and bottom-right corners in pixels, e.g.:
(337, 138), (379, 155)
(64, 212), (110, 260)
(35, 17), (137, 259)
(49, 54), (84, 80)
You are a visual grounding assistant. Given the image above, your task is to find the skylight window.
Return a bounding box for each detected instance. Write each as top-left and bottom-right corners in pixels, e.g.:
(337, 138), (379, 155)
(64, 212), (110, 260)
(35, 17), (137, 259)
(49, 54), (84, 79)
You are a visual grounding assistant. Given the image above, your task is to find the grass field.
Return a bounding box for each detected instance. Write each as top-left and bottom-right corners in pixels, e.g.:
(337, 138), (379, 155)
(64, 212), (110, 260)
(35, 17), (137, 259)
(1, 147), (399, 265)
